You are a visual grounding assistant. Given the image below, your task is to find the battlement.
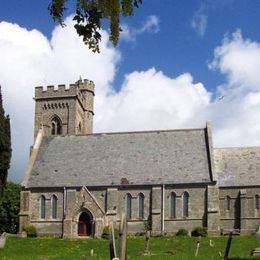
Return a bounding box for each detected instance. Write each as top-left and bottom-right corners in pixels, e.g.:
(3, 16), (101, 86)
(77, 79), (95, 94)
(35, 79), (95, 99)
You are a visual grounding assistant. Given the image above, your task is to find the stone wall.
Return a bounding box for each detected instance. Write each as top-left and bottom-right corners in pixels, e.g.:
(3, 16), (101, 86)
(21, 184), (259, 237)
(219, 187), (260, 234)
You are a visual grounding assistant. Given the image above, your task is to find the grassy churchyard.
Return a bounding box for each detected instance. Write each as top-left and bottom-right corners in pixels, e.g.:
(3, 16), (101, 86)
(0, 236), (260, 259)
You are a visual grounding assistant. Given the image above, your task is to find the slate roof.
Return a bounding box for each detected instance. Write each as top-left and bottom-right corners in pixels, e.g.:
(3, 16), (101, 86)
(214, 147), (260, 187)
(26, 128), (212, 188)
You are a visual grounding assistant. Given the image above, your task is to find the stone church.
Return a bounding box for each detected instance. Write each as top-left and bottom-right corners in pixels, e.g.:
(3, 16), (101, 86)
(19, 79), (260, 237)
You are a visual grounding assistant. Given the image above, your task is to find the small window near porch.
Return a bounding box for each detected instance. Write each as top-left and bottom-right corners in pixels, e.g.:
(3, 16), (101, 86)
(40, 195), (46, 219)
(126, 193), (132, 219)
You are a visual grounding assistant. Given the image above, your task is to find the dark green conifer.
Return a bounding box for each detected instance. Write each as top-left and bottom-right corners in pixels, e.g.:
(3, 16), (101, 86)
(0, 86), (12, 195)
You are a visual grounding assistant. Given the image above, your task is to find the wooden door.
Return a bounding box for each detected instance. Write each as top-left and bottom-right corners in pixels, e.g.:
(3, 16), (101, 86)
(78, 212), (92, 236)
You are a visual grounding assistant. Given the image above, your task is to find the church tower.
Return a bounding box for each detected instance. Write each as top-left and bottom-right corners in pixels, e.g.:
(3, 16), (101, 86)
(34, 79), (94, 138)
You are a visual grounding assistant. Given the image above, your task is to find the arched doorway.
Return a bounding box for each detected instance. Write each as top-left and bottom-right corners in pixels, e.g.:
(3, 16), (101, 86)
(78, 211), (92, 236)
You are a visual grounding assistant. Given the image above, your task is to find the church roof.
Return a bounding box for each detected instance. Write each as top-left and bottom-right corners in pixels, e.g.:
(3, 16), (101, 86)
(214, 147), (260, 187)
(26, 128), (213, 188)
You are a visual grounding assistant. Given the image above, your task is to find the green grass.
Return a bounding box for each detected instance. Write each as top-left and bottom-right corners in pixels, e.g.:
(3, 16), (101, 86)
(0, 236), (259, 259)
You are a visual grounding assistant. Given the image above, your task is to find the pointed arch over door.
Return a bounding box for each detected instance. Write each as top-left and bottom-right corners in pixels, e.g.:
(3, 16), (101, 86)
(78, 211), (93, 236)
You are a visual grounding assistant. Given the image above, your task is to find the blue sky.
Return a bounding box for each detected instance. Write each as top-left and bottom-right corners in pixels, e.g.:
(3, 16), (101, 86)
(1, 1), (260, 182)
(2, 0), (260, 90)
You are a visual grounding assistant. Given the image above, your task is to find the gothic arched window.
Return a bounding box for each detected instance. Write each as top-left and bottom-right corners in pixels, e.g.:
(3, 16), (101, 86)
(51, 195), (58, 219)
(126, 193), (132, 219)
(51, 116), (62, 135)
(40, 195), (46, 219)
(255, 194), (260, 210)
(138, 193), (144, 219)
(182, 192), (189, 218)
(226, 196), (231, 210)
(170, 192), (176, 218)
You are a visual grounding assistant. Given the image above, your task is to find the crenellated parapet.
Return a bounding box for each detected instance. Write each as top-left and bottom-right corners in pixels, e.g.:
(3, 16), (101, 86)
(35, 84), (78, 99)
(35, 79), (95, 100)
(77, 79), (95, 95)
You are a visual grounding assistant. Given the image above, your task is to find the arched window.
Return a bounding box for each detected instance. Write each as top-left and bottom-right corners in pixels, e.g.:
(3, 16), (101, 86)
(138, 193), (144, 219)
(51, 116), (62, 135)
(126, 193), (132, 219)
(182, 192), (189, 218)
(226, 196), (231, 210)
(170, 192), (176, 218)
(255, 195), (260, 210)
(40, 195), (46, 219)
(51, 195), (58, 219)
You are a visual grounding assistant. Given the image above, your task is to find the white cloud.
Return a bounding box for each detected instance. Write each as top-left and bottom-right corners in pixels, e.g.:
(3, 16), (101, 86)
(191, 9), (207, 37)
(120, 15), (159, 42)
(209, 30), (260, 91)
(1, 16), (260, 183)
(209, 31), (260, 147)
(95, 69), (211, 132)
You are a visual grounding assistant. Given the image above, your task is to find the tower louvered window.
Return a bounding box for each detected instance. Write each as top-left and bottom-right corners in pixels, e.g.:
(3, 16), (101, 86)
(51, 116), (62, 135)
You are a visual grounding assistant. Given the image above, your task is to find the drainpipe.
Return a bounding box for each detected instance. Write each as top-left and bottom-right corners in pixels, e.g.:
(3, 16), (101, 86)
(162, 184), (165, 235)
(62, 187), (67, 238)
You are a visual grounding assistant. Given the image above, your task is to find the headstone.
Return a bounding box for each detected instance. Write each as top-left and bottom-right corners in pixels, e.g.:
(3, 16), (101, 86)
(0, 232), (6, 249)
(119, 213), (127, 260)
(252, 248), (260, 256)
(144, 231), (150, 255)
(195, 239), (200, 257)
(21, 231), (27, 238)
(256, 226), (260, 236)
(109, 227), (115, 260)
(223, 232), (232, 260)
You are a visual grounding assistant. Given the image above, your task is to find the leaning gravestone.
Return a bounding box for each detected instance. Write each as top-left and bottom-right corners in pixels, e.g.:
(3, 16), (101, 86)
(223, 232), (233, 260)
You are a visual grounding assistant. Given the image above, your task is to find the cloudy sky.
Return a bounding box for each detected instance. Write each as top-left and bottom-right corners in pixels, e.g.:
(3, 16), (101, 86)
(1, 1), (260, 182)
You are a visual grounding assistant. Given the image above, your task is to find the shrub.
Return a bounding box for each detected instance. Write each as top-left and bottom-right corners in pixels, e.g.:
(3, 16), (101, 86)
(101, 225), (119, 240)
(191, 227), (208, 237)
(143, 220), (151, 232)
(22, 225), (37, 237)
(176, 228), (189, 236)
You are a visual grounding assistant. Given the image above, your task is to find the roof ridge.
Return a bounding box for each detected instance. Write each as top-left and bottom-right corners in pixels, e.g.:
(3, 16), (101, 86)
(43, 127), (206, 139)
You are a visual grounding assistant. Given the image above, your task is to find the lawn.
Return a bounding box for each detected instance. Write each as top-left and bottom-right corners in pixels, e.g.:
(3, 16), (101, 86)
(0, 235), (259, 259)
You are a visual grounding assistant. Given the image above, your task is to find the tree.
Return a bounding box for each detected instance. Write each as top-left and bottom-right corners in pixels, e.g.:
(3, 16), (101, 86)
(0, 86), (12, 195)
(49, 0), (143, 52)
(0, 182), (21, 234)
